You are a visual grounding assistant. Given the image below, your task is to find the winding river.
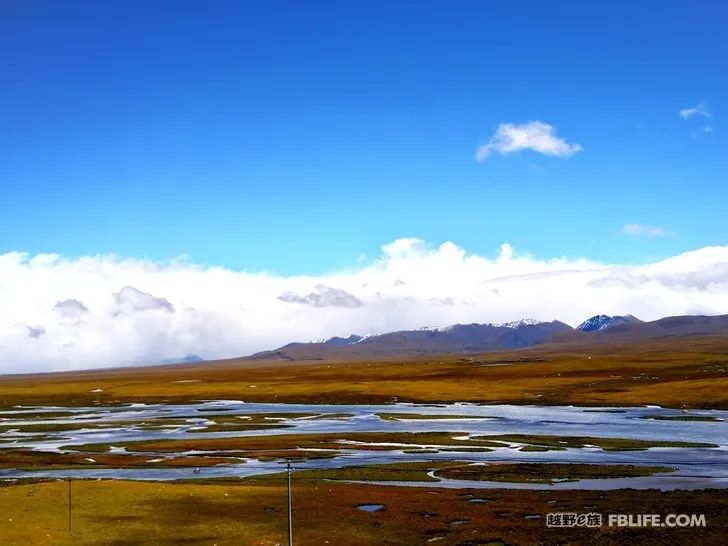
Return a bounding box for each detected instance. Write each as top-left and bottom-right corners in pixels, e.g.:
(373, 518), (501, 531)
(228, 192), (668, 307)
(1, 401), (726, 489)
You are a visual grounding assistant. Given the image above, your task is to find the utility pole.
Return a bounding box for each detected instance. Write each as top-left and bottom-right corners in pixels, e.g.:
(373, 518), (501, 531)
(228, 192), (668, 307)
(287, 461), (293, 546)
(67, 478), (72, 533)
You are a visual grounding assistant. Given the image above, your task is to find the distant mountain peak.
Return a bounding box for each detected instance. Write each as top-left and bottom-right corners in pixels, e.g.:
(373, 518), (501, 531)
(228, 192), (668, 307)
(311, 334), (365, 345)
(576, 314), (642, 332)
(323, 334), (364, 346)
(251, 318), (574, 360)
(415, 319), (549, 333)
(499, 318), (546, 328)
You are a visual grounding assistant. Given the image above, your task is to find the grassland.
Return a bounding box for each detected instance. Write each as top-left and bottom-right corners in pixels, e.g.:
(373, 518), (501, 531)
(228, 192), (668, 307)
(0, 478), (726, 545)
(250, 460), (450, 482)
(17, 430), (704, 472)
(0, 449), (246, 470)
(1, 336), (727, 544)
(1, 335), (727, 409)
(70, 431), (507, 456)
(253, 461), (676, 484)
(433, 462), (675, 483)
(75, 431), (716, 457)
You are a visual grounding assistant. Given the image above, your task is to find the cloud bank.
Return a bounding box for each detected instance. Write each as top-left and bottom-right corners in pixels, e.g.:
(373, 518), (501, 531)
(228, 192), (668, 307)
(476, 121), (582, 161)
(2, 239), (728, 373)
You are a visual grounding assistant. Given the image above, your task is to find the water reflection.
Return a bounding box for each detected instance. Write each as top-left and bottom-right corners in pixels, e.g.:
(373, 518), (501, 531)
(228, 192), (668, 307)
(1, 401), (726, 488)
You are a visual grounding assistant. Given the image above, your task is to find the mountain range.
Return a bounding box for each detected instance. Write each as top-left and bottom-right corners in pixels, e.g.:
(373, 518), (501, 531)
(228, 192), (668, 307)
(576, 314), (642, 332)
(249, 313), (728, 361)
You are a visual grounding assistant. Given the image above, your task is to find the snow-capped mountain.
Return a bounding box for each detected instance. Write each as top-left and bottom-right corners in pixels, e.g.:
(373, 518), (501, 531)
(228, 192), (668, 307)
(251, 319), (572, 359)
(500, 318), (546, 328)
(417, 319), (546, 333)
(576, 314), (642, 332)
(248, 313), (728, 361)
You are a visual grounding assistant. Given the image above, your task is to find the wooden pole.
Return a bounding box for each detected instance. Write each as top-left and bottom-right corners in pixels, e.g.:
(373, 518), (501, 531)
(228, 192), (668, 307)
(67, 478), (72, 533)
(287, 462), (293, 546)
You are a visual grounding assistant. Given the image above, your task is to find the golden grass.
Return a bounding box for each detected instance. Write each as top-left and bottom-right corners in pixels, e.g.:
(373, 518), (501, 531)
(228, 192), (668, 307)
(0, 449), (243, 470)
(254, 461), (675, 484)
(433, 462), (675, 483)
(0, 479), (726, 545)
(119, 431), (505, 454)
(1, 336), (727, 409)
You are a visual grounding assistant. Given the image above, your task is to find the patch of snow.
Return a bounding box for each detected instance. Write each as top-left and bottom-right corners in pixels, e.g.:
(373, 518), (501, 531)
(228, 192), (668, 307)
(499, 318), (545, 328)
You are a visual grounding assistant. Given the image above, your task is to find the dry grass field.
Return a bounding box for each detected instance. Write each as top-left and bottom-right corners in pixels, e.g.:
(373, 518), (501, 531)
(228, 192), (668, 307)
(1, 336), (727, 409)
(1, 478), (726, 546)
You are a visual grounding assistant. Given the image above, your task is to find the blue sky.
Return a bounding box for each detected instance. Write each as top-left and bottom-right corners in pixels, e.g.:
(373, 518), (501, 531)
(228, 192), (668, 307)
(1, 1), (726, 275)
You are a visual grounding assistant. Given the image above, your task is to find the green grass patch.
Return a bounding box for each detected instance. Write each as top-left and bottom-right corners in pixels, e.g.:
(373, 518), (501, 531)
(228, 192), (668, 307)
(251, 461), (466, 482)
(435, 463), (676, 483)
(518, 445), (561, 452)
(306, 413), (355, 420)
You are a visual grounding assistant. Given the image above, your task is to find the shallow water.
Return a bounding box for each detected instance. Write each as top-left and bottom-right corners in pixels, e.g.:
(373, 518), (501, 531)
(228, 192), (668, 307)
(357, 504), (384, 512)
(1, 401), (727, 489)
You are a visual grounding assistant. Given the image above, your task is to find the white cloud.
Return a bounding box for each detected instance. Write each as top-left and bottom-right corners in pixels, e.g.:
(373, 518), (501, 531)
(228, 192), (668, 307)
(679, 101), (712, 120)
(476, 121), (582, 161)
(54, 299), (88, 321)
(114, 286), (175, 313)
(2, 239), (728, 373)
(278, 285), (363, 308)
(621, 224), (670, 238)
